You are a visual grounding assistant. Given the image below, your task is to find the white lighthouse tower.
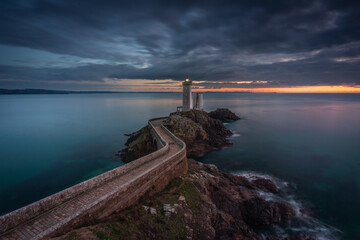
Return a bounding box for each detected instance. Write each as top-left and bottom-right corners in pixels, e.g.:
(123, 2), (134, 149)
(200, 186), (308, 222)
(182, 76), (193, 111)
(193, 92), (204, 110)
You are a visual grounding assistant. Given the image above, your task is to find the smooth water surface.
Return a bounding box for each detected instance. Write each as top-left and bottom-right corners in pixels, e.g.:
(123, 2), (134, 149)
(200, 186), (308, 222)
(199, 93), (360, 239)
(0, 93), (181, 214)
(0, 93), (359, 239)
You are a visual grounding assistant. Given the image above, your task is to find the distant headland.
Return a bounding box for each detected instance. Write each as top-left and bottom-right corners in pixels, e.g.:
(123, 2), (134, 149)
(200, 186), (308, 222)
(0, 89), (124, 94)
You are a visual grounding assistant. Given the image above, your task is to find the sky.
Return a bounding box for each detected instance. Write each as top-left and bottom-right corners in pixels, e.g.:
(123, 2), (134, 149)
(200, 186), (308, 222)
(0, 0), (360, 92)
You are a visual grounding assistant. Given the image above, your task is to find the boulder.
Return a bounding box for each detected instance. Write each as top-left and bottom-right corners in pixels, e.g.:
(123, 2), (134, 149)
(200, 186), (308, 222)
(240, 197), (296, 226)
(208, 108), (240, 122)
(252, 178), (279, 193)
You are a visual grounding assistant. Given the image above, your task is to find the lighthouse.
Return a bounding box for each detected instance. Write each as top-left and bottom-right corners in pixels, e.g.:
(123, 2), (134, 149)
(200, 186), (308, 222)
(182, 76), (193, 111)
(193, 92), (204, 110)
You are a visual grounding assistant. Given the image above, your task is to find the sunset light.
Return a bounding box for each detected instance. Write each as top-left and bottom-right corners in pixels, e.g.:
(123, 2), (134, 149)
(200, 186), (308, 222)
(1, 1), (360, 239)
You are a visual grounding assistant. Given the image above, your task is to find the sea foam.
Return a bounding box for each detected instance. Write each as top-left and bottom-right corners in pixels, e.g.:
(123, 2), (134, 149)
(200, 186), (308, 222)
(233, 171), (341, 240)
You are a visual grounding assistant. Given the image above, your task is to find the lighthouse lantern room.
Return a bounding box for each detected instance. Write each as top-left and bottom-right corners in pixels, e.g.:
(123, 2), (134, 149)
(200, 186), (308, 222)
(182, 76), (193, 111)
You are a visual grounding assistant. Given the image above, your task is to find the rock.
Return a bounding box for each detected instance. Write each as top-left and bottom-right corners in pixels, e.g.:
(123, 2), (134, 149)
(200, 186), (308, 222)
(229, 175), (256, 189)
(165, 114), (208, 142)
(117, 126), (157, 163)
(238, 186), (259, 200)
(186, 160), (299, 237)
(252, 178), (279, 193)
(186, 226), (193, 240)
(149, 207), (157, 215)
(267, 237), (281, 240)
(165, 110), (233, 157)
(179, 195), (186, 201)
(142, 205), (149, 212)
(208, 108), (240, 122)
(300, 207), (313, 217)
(240, 197), (296, 226)
(267, 237), (316, 240)
(184, 159), (298, 239)
(163, 204), (177, 217)
(142, 205), (157, 215)
(284, 235), (316, 240)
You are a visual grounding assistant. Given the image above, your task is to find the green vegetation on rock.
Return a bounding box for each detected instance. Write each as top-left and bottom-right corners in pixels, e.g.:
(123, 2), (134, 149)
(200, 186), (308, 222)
(59, 175), (204, 240)
(128, 126), (152, 148)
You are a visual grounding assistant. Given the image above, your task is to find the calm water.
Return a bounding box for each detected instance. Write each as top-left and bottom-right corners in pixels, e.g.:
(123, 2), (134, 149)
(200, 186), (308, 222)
(0, 93), (359, 239)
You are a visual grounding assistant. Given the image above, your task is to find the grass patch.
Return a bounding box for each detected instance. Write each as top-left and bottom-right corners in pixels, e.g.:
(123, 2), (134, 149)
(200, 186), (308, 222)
(90, 228), (114, 240)
(64, 176), (204, 239)
(164, 177), (183, 192)
(61, 233), (77, 240)
(176, 180), (201, 211)
(74, 219), (100, 229)
(129, 126), (151, 148)
(103, 222), (122, 234)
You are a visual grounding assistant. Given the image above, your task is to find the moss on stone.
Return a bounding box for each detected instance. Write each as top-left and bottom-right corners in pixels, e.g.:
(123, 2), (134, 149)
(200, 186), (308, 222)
(128, 126), (151, 148)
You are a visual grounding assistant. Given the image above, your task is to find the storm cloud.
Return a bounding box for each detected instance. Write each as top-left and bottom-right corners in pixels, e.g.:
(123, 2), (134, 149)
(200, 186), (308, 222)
(0, 0), (359, 90)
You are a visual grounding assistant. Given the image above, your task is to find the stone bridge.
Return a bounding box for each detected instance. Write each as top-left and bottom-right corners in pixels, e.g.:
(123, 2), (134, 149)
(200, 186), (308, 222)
(0, 118), (188, 240)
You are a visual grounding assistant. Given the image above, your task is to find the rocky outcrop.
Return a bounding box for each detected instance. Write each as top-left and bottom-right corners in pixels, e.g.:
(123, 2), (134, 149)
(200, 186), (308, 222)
(55, 160), (313, 240)
(118, 109), (239, 161)
(252, 178), (279, 193)
(209, 108), (240, 121)
(116, 126), (157, 163)
(165, 109), (234, 157)
(240, 197), (295, 226)
(188, 161), (296, 237)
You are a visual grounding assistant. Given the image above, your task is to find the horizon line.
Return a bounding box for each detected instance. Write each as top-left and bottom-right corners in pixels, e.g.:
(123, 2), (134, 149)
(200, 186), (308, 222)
(1, 88), (360, 94)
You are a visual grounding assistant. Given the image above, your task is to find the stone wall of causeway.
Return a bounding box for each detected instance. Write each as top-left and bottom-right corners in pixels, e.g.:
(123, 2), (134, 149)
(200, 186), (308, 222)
(149, 117), (168, 149)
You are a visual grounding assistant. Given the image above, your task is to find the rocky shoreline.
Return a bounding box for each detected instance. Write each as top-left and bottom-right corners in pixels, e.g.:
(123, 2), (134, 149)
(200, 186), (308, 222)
(55, 159), (319, 240)
(56, 109), (329, 240)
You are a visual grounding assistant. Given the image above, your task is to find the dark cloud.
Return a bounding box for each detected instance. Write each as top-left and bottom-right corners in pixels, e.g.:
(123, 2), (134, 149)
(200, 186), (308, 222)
(0, 0), (360, 89)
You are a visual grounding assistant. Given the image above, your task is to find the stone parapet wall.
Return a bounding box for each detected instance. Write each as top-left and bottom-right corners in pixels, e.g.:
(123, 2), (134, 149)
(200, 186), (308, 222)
(0, 118), (177, 235)
(148, 117), (167, 149)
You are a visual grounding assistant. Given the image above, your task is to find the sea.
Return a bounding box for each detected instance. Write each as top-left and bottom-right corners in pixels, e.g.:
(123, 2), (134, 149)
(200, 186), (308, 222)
(0, 92), (359, 239)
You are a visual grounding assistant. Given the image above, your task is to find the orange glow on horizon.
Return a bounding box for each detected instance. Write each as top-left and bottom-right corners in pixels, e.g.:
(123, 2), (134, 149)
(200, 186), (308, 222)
(11, 78), (360, 93)
(97, 78), (360, 93)
(192, 85), (360, 93)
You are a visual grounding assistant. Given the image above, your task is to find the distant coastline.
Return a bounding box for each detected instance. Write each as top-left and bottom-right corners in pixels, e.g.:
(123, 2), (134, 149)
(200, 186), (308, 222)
(2, 89), (360, 95)
(0, 89), (120, 94)
(0, 89), (253, 95)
